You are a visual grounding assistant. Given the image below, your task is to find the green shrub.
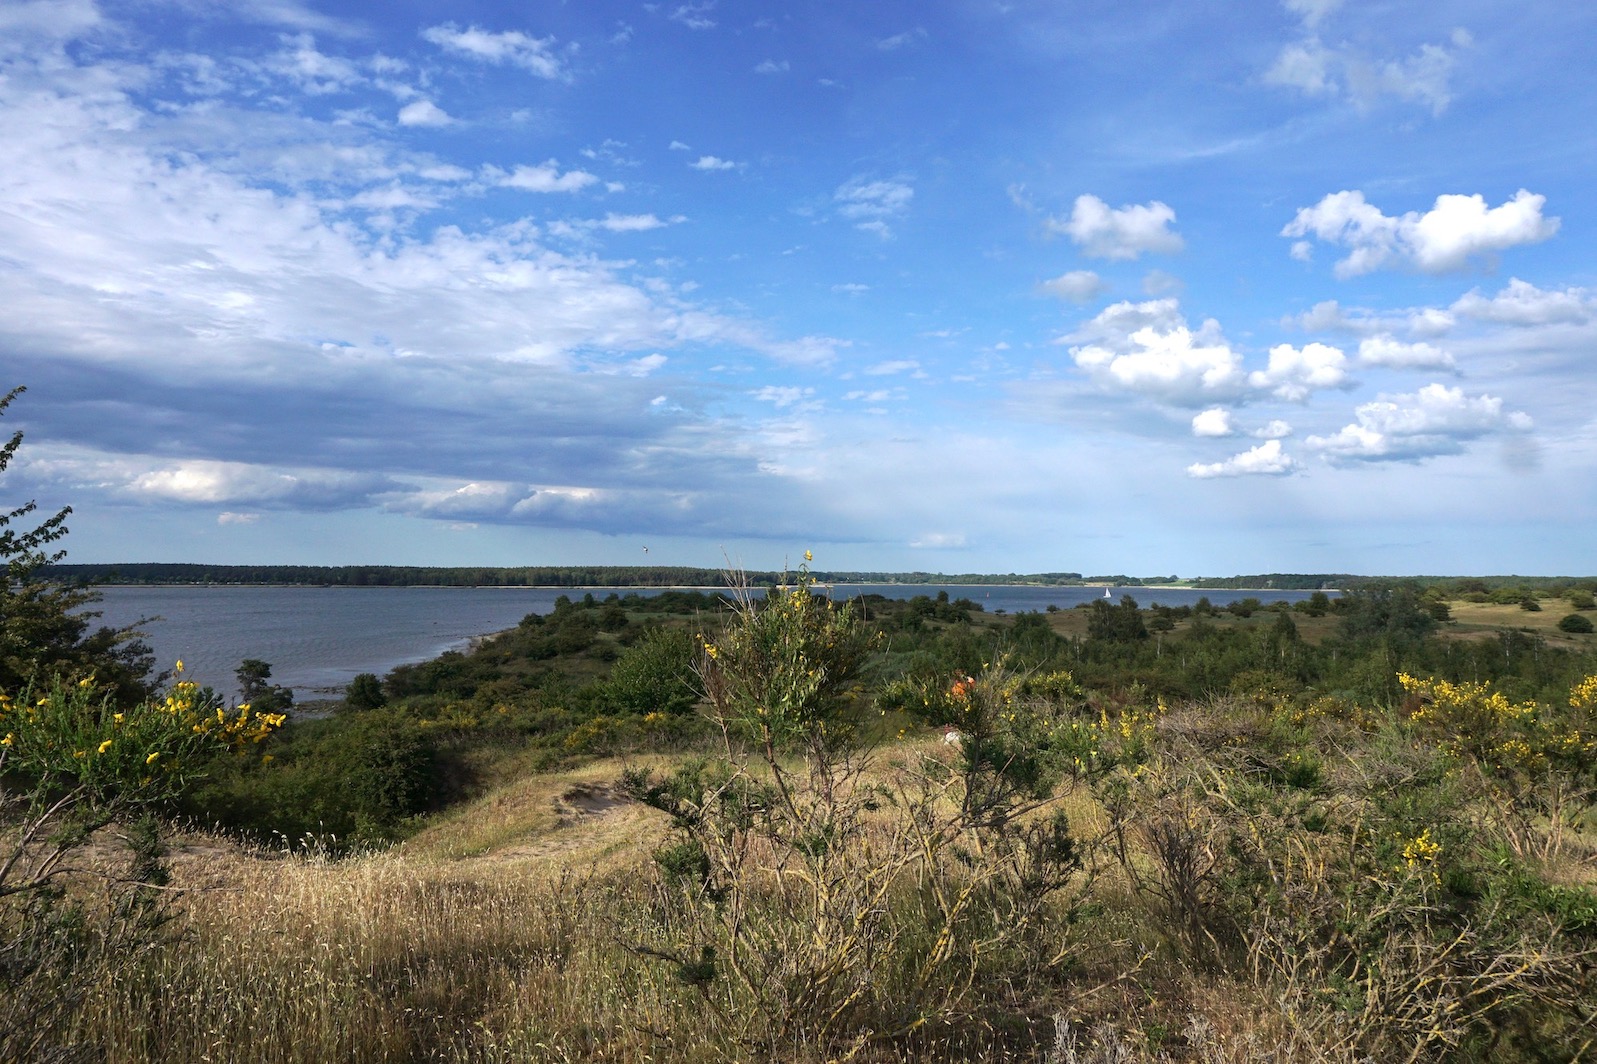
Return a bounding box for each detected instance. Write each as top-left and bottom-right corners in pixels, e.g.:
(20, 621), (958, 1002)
(1557, 613), (1594, 634)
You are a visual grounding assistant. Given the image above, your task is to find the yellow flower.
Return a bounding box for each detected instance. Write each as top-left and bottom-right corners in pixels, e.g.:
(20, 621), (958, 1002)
(98, 739), (114, 754)
(804, 549), (813, 562)
(174, 659), (184, 673)
(146, 751), (160, 765)
(1, 733), (12, 747)
(78, 676), (95, 689)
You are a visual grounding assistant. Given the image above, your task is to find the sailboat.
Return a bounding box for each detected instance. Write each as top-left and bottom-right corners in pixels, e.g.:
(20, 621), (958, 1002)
(1103, 587), (1112, 599)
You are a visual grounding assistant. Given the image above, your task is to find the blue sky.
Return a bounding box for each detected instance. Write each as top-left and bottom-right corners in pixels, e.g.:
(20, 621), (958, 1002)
(2, 0), (1594, 576)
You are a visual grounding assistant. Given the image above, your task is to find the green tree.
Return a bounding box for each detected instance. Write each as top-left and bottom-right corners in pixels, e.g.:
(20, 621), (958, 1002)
(605, 626), (697, 715)
(0, 387), (155, 702)
(1557, 614), (1594, 634)
(345, 672), (387, 710)
(236, 658), (294, 714)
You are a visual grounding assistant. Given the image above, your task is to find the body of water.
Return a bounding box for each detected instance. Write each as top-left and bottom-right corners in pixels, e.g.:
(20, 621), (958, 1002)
(79, 583), (1330, 701)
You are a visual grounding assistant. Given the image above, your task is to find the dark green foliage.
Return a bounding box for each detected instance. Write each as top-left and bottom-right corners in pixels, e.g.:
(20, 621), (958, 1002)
(1, 387), (157, 704)
(236, 657), (293, 713)
(1557, 613), (1594, 634)
(605, 626), (698, 715)
(345, 671), (387, 709)
(1086, 595), (1148, 643)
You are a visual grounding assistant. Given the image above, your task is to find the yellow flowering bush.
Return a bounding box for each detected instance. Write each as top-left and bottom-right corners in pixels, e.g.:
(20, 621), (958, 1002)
(695, 561), (876, 757)
(0, 666), (285, 810)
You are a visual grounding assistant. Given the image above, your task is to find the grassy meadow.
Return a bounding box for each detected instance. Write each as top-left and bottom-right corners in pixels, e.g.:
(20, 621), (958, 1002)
(6, 580), (1597, 1062)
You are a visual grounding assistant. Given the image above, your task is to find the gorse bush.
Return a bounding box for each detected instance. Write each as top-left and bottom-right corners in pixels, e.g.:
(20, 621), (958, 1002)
(623, 562), (1093, 1057)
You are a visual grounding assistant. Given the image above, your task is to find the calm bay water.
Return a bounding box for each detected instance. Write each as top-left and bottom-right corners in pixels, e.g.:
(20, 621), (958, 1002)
(80, 583), (1328, 701)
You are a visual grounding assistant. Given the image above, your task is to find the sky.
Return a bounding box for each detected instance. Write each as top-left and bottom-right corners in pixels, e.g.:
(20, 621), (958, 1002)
(2, 0), (1594, 577)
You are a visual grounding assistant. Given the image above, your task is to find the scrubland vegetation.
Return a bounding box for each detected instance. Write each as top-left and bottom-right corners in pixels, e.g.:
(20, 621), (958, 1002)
(5, 390), (1597, 1062)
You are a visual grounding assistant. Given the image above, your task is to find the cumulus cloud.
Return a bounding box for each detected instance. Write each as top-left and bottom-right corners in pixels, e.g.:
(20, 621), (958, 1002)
(1042, 270), (1106, 304)
(1192, 408), (1234, 437)
(1186, 440), (1298, 479)
(690, 155), (739, 171)
(1247, 341), (1350, 401)
(1450, 278), (1594, 326)
(397, 100), (452, 127)
(1051, 195), (1183, 260)
(491, 161), (598, 192)
(1068, 300), (1247, 406)
(1306, 383), (1531, 463)
(420, 23), (566, 78)
(1254, 420), (1293, 439)
(27, 447), (402, 510)
(753, 59), (789, 74)
(1282, 189), (1559, 277)
(835, 176), (913, 236)
(1356, 335), (1455, 370)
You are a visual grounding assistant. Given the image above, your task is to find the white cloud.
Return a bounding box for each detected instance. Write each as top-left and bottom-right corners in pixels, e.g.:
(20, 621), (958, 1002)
(28, 446), (400, 509)
(217, 511), (261, 525)
(754, 59), (789, 74)
(594, 213), (671, 232)
(865, 359), (920, 376)
(1051, 194), (1183, 261)
(1247, 341), (1350, 401)
(1356, 335), (1455, 370)
(1450, 278), (1594, 326)
(266, 33), (364, 95)
(668, 3), (717, 30)
(1069, 300), (1247, 406)
(1041, 270), (1106, 303)
(397, 99), (452, 127)
(752, 385), (814, 409)
(1187, 440), (1298, 479)
(1282, 189), (1559, 277)
(1306, 383), (1531, 463)
(0, 0), (102, 44)
(1254, 420), (1293, 439)
(831, 283), (869, 295)
(1283, 0), (1341, 30)
(690, 155), (739, 171)
(877, 28), (929, 51)
(1264, 17), (1469, 115)
(1192, 408), (1234, 437)
(1286, 300), (1456, 339)
(492, 161), (599, 192)
(1061, 297), (1186, 347)
(910, 531), (966, 549)
(835, 176), (913, 236)
(420, 23), (566, 79)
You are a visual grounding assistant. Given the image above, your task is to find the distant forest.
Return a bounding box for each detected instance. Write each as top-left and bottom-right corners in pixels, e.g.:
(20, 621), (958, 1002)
(35, 563), (1597, 593)
(40, 563), (1102, 588)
